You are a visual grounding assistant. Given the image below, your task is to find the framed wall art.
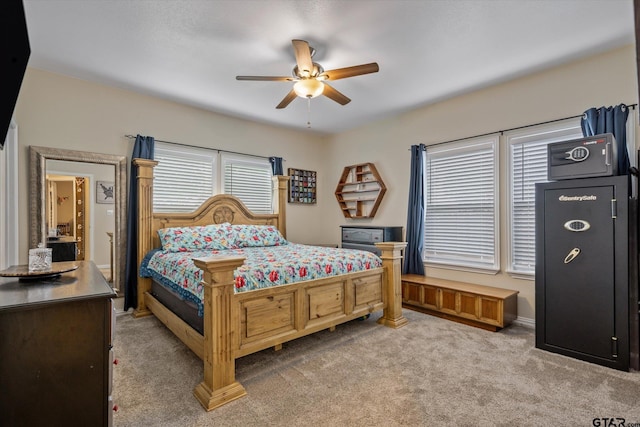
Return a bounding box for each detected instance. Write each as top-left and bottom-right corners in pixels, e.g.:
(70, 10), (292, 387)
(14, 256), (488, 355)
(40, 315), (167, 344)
(288, 168), (316, 204)
(96, 180), (115, 204)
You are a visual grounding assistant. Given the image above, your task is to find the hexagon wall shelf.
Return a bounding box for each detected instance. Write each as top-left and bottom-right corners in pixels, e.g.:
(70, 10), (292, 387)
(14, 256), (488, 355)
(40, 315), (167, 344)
(335, 162), (387, 219)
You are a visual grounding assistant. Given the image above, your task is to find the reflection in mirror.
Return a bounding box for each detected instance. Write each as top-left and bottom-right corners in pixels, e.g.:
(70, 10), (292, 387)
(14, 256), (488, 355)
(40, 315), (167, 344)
(29, 146), (127, 293)
(46, 161), (116, 276)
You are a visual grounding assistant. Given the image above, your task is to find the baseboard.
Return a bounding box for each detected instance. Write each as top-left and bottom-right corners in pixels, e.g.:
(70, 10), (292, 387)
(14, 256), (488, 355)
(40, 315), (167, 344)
(96, 264), (110, 270)
(513, 316), (535, 329)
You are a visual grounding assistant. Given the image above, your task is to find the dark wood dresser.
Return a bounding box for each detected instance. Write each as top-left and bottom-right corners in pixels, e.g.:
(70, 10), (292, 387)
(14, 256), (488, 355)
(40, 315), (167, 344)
(0, 261), (116, 426)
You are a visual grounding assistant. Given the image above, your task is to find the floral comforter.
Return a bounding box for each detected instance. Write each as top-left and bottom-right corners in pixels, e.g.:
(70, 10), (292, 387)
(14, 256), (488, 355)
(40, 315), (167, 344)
(140, 243), (383, 316)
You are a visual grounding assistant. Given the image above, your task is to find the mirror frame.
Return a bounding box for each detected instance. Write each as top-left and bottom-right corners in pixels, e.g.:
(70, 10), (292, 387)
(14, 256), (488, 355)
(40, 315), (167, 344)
(29, 146), (127, 292)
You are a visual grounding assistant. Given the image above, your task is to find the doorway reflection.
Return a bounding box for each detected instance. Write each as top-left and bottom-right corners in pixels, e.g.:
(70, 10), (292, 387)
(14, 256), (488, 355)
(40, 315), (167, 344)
(46, 160), (115, 281)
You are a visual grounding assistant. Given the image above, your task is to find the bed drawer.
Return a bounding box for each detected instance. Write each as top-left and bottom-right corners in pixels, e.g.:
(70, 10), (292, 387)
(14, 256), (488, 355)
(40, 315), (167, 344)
(353, 273), (383, 309)
(307, 282), (345, 322)
(240, 293), (295, 343)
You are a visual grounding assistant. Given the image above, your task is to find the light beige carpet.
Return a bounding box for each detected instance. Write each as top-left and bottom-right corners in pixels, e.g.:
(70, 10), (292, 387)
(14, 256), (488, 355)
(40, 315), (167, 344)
(113, 309), (640, 427)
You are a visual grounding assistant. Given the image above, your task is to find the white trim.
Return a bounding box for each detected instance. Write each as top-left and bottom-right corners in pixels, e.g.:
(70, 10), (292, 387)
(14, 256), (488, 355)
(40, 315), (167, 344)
(424, 261), (499, 275)
(513, 316), (535, 329)
(505, 270), (534, 281)
(0, 120), (19, 269)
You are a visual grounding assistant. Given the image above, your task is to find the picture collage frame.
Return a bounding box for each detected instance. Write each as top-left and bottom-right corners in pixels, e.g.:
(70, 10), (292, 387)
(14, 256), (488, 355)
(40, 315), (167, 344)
(288, 168), (317, 204)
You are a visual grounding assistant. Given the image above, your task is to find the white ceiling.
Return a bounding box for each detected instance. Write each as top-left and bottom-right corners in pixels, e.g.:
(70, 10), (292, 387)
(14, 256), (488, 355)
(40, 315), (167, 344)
(22, 0), (635, 135)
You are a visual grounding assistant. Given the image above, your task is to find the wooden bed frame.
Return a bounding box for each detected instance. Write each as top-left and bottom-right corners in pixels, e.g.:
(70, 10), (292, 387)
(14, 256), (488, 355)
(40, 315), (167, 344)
(132, 158), (407, 411)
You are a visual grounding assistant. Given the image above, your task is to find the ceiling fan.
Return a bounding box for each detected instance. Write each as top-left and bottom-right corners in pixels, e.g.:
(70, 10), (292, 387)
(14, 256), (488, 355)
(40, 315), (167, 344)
(236, 39), (379, 109)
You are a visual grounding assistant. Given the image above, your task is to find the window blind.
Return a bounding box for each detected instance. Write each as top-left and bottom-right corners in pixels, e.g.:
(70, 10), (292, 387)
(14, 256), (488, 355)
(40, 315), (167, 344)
(222, 153), (272, 214)
(509, 140), (550, 274)
(153, 143), (216, 212)
(424, 137), (499, 271)
(507, 123), (582, 275)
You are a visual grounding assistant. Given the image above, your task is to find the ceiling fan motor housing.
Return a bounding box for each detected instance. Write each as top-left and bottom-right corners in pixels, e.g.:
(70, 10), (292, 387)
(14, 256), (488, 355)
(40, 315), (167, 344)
(293, 62), (324, 79)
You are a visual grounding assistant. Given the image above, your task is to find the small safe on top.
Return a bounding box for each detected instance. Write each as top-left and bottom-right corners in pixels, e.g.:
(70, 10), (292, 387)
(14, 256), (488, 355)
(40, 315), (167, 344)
(547, 133), (617, 181)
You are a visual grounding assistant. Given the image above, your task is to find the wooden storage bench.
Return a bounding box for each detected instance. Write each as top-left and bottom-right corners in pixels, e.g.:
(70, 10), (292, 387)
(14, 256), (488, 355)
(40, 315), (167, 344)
(401, 274), (518, 331)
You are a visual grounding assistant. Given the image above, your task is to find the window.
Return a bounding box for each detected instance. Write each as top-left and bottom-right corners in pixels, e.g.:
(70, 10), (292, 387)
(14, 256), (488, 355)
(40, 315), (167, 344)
(153, 143), (217, 212)
(424, 135), (499, 272)
(506, 115), (636, 277)
(221, 153), (273, 214)
(506, 121), (582, 277)
(153, 143), (274, 214)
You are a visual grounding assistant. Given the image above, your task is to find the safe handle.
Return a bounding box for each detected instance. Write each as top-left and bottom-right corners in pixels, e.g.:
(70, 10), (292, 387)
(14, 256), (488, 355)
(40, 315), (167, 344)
(563, 248), (580, 264)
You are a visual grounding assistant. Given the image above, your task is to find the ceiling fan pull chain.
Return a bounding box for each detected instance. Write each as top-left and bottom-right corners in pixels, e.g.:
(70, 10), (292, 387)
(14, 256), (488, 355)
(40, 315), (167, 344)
(307, 97), (312, 128)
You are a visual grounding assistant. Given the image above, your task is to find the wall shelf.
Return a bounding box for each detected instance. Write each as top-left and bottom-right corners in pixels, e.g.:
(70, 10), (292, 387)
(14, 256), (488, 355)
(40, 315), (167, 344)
(334, 163), (386, 219)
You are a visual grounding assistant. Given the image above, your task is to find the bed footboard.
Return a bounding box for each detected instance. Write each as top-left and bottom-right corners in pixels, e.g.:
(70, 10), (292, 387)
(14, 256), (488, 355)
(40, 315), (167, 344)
(192, 241), (406, 411)
(376, 241), (409, 329)
(192, 256), (247, 411)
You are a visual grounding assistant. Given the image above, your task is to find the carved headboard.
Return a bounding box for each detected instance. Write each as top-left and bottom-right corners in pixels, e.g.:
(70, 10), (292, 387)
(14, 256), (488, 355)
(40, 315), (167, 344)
(150, 194), (284, 249)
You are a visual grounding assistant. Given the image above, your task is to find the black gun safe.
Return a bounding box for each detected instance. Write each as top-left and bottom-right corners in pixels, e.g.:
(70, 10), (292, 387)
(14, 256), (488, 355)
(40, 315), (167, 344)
(535, 175), (639, 371)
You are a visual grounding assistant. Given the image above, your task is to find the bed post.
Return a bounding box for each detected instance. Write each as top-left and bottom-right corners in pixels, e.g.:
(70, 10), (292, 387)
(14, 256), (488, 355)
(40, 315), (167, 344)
(133, 158), (158, 318)
(192, 256), (248, 411)
(272, 175), (288, 239)
(375, 242), (408, 328)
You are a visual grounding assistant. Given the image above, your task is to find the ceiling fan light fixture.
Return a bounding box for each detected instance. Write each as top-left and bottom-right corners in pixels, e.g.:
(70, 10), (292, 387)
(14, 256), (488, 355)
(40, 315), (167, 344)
(293, 79), (324, 99)
(237, 39), (378, 109)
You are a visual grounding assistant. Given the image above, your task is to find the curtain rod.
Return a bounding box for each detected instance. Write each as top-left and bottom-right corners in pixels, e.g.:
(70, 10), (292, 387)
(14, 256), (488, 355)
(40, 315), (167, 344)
(418, 103), (638, 149)
(124, 134), (284, 161)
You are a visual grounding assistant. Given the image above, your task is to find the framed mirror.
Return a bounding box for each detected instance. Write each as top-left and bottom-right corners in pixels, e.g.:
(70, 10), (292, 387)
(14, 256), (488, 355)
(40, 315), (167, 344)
(29, 146), (127, 293)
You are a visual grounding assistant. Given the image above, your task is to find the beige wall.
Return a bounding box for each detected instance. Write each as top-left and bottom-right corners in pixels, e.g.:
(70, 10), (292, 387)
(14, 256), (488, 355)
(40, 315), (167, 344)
(14, 44), (639, 321)
(324, 44), (639, 321)
(14, 68), (331, 263)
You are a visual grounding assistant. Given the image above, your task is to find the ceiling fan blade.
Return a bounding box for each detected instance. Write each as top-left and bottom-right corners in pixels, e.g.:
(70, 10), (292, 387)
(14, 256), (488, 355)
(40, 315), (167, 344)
(321, 62), (379, 81)
(322, 83), (351, 105)
(292, 39), (314, 77)
(276, 89), (298, 109)
(236, 75), (294, 81)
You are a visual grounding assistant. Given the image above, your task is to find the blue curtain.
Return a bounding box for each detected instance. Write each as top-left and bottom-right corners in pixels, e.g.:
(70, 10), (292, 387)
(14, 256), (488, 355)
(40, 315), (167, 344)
(124, 135), (155, 311)
(269, 156), (283, 175)
(581, 104), (629, 176)
(403, 144), (426, 275)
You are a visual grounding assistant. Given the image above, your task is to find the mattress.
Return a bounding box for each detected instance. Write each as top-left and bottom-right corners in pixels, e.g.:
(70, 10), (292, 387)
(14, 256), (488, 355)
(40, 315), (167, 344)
(151, 279), (203, 334)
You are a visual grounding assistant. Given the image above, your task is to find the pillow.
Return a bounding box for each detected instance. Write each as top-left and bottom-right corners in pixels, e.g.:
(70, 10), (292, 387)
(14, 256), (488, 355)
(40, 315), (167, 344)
(231, 224), (287, 247)
(157, 223), (238, 252)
